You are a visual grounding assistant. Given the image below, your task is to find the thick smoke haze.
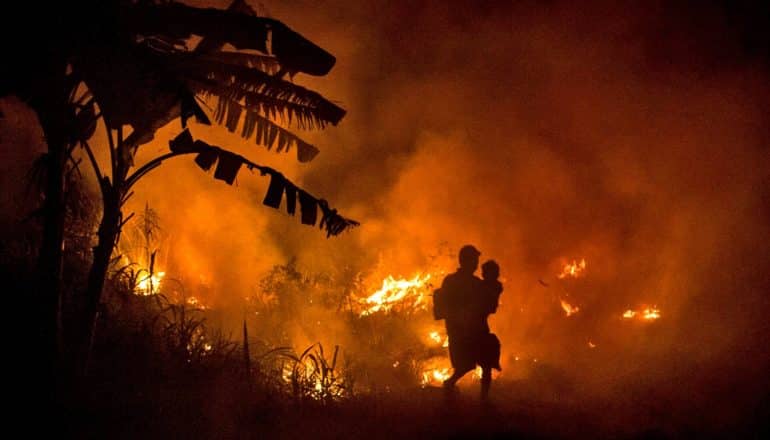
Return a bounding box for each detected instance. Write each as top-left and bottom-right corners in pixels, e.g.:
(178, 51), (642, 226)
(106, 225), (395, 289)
(2, 0), (768, 432)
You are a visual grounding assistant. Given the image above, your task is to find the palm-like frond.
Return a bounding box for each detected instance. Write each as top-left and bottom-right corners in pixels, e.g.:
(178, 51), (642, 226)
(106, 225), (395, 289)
(196, 52), (282, 75)
(206, 93), (320, 163)
(191, 80), (338, 130)
(180, 58), (345, 126)
(165, 130), (359, 236)
(125, 1), (336, 76)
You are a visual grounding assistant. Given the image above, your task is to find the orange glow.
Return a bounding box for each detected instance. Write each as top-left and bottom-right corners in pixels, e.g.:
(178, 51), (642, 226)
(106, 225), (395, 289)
(186, 296), (209, 309)
(560, 298), (580, 316)
(558, 259), (586, 279)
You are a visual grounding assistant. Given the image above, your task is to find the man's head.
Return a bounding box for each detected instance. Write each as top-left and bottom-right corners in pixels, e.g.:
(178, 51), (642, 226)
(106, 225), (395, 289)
(481, 260), (500, 281)
(458, 244), (481, 272)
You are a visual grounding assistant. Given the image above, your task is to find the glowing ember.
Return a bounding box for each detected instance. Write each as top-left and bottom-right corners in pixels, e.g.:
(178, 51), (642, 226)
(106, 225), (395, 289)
(135, 271), (165, 296)
(560, 298), (580, 316)
(623, 306), (661, 321)
(588, 341), (597, 348)
(558, 259), (586, 279)
(357, 273), (432, 316)
(186, 296), (209, 309)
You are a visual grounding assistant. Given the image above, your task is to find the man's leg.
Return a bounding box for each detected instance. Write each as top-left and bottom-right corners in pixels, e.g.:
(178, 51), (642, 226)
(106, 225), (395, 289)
(480, 367), (492, 400)
(443, 366), (473, 388)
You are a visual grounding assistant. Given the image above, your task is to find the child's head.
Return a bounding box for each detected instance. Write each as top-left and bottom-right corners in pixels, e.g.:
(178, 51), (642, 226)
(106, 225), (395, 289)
(481, 260), (499, 281)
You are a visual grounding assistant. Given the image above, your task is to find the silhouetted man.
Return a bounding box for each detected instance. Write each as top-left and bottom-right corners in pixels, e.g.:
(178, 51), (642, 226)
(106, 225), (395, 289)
(434, 244), (499, 400)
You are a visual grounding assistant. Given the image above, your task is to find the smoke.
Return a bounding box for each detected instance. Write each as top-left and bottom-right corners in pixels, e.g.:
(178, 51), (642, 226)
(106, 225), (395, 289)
(134, 0), (769, 396)
(179, 0), (767, 422)
(2, 0), (767, 431)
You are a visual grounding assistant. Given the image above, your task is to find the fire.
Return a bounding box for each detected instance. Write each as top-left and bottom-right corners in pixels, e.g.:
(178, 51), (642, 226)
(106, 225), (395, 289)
(281, 356), (346, 400)
(357, 273), (432, 316)
(421, 368), (451, 387)
(135, 271), (165, 296)
(623, 306), (661, 321)
(560, 298), (580, 316)
(419, 356), (452, 387)
(428, 330), (449, 347)
(642, 307), (661, 320)
(558, 258), (586, 279)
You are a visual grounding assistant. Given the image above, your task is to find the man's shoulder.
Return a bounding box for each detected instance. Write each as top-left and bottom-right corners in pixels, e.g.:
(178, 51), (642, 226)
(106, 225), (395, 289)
(442, 271), (461, 283)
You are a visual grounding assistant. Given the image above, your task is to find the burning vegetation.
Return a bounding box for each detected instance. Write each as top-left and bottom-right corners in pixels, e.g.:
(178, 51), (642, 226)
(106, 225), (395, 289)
(355, 273), (433, 316)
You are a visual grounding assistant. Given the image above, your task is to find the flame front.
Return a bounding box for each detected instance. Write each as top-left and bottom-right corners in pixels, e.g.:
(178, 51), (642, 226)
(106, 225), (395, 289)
(357, 273), (432, 316)
(558, 259), (586, 279)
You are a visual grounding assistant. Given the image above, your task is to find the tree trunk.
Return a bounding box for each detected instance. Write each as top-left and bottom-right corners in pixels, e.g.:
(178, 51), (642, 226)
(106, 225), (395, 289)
(33, 83), (70, 400)
(79, 183), (121, 374)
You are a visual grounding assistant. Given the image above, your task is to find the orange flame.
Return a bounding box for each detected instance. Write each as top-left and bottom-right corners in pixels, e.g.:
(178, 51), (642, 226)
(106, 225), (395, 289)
(560, 298), (580, 316)
(421, 367), (451, 387)
(642, 307), (661, 320)
(428, 330), (449, 347)
(623, 306), (661, 321)
(558, 258), (586, 279)
(357, 273), (432, 316)
(136, 271), (165, 296)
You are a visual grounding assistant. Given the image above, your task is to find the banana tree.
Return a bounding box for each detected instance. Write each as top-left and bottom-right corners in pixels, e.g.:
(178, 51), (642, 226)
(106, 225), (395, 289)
(3, 0), (357, 374)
